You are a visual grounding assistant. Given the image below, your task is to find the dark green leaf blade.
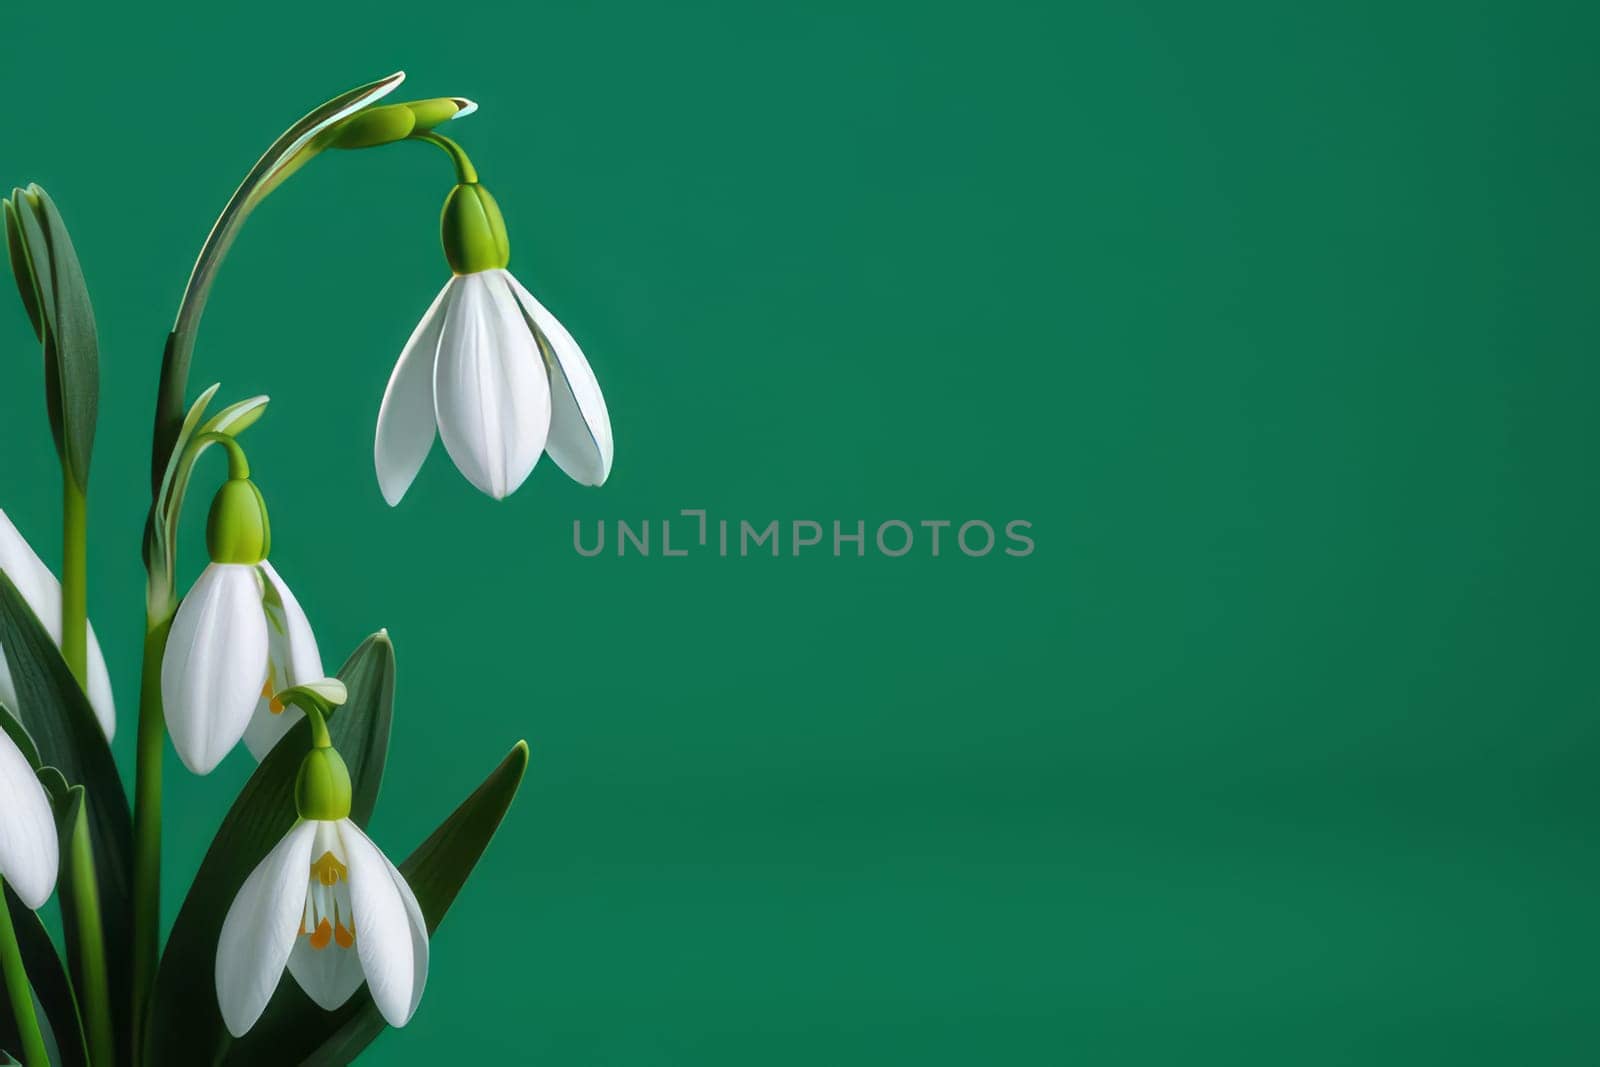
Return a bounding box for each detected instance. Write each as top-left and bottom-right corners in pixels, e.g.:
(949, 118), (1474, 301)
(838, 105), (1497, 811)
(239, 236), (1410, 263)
(0, 572), (130, 1058)
(6, 190), (53, 336)
(145, 632), (395, 1066)
(28, 186), (100, 491)
(225, 741), (530, 1066)
(5, 191), (67, 471)
(3, 197), (43, 340)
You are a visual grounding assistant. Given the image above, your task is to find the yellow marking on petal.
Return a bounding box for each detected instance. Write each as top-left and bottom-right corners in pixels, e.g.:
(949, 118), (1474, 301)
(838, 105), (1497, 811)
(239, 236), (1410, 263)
(309, 918), (333, 950)
(310, 851), (347, 886)
(334, 920), (355, 949)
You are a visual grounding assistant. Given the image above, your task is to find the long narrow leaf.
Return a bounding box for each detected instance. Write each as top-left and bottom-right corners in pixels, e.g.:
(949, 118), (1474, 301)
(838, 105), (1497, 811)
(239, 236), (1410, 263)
(145, 632), (395, 1065)
(4, 187), (99, 490)
(0, 572), (130, 1057)
(28, 186), (99, 491)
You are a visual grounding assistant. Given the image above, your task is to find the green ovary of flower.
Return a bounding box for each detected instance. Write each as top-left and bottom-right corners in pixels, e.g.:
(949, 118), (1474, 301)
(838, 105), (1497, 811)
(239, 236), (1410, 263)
(440, 182), (510, 275)
(295, 747), (353, 822)
(205, 477), (271, 564)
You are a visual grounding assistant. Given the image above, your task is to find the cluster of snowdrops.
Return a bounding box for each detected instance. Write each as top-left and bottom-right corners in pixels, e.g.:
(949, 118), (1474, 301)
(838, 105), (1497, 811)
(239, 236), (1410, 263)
(0, 71), (611, 1066)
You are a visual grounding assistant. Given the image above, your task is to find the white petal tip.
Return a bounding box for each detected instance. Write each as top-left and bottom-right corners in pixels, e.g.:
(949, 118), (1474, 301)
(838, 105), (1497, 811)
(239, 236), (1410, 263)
(175, 748), (224, 776)
(13, 880), (52, 913)
(450, 98), (478, 119)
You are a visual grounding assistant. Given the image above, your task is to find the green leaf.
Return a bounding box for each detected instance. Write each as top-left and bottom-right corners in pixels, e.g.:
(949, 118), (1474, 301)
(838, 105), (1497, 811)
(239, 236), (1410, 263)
(5, 190), (53, 338)
(27, 186), (100, 491)
(4, 187), (100, 491)
(0, 702), (40, 767)
(3, 198), (43, 339)
(226, 741), (531, 1066)
(145, 632), (396, 1066)
(0, 571), (130, 1057)
(151, 71), (405, 490)
(0, 709), (88, 1067)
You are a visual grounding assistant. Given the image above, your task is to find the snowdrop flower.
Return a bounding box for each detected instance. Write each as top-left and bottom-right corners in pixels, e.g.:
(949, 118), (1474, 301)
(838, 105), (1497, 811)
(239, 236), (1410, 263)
(216, 689), (427, 1036)
(375, 174), (612, 505)
(0, 723), (58, 909)
(0, 510), (115, 739)
(162, 452), (321, 773)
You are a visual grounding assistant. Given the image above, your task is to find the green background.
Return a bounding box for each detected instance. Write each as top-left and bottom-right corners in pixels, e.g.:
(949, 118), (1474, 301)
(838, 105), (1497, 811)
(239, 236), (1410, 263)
(2, 1), (1596, 1063)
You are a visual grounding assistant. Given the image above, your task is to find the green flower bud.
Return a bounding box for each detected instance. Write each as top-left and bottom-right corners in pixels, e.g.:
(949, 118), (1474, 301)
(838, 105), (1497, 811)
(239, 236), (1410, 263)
(440, 182), (511, 274)
(325, 98), (475, 150)
(327, 104), (417, 149)
(295, 746), (353, 821)
(405, 97), (476, 131)
(205, 478), (271, 564)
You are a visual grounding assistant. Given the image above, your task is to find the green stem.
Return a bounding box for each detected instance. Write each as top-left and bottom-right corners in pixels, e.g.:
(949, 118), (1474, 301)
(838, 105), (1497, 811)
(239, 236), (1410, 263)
(410, 130), (478, 184)
(302, 703), (331, 748)
(0, 884), (49, 1067)
(189, 431), (250, 480)
(63, 808), (113, 1066)
(61, 472), (88, 686)
(130, 614), (171, 1064)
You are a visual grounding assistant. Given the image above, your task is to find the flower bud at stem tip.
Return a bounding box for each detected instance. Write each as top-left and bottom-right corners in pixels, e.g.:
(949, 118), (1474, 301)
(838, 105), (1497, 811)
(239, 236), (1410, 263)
(295, 743), (352, 821)
(440, 182), (510, 274)
(205, 477), (270, 564)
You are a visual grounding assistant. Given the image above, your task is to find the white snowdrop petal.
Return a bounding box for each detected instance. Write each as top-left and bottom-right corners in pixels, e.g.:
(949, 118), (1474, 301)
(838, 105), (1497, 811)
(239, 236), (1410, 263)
(433, 272), (550, 500)
(339, 821), (420, 1026)
(0, 510), (116, 737)
(504, 271), (614, 486)
(0, 726), (58, 910)
(215, 821), (317, 1037)
(286, 925), (367, 1010)
(375, 280), (453, 506)
(84, 620), (116, 741)
(161, 564), (269, 774)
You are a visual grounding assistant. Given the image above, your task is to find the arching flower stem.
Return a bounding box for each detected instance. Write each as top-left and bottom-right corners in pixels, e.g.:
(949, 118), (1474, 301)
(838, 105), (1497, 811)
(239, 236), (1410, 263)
(410, 130), (478, 185)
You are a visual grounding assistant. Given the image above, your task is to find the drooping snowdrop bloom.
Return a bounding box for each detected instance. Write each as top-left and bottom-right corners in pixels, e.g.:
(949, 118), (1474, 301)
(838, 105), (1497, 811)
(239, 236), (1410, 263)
(0, 723), (58, 909)
(161, 461), (321, 773)
(0, 510), (115, 739)
(217, 691), (427, 1036)
(374, 177), (612, 505)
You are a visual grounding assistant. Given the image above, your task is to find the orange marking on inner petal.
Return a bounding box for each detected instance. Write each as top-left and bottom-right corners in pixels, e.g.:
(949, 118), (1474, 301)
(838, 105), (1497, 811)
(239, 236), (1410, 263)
(334, 921), (354, 949)
(310, 852), (347, 886)
(309, 918), (333, 950)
